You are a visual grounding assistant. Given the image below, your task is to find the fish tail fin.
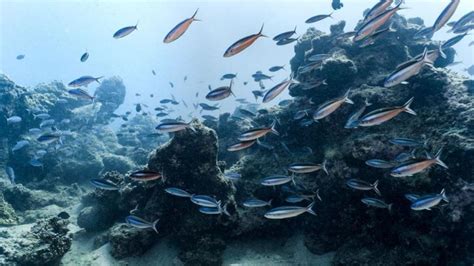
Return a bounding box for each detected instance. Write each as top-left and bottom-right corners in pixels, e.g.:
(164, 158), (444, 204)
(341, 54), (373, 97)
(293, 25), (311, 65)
(268, 199), (273, 206)
(344, 89), (354, 104)
(440, 188), (449, 203)
(192, 8), (200, 21)
(293, 25), (297, 33)
(135, 20), (139, 29)
(307, 201), (317, 216)
(329, 12), (334, 18)
(222, 203), (230, 216)
(316, 188), (322, 201)
(95, 76), (104, 84)
(438, 43), (447, 59)
(373, 180), (381, 196)
(322, 160), (329, 175)
(291, 174), (296, 186)
(434, 148), (448, 169)
(258, 23), (267, 37)
(421, 47), (434, 65)
(152, 218), (160, 234)
(402, 97), (416, 115)
(388, 203), (393, 213)
(270, 120), (279, 136)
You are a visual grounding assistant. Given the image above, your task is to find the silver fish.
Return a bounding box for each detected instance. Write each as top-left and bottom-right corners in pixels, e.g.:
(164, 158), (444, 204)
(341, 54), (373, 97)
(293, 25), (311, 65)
(390, 148), (448, 177)
(305, 13), (333, 23)
(354, 1), (402, 42)
(7, 116), (22, 124)
(163, 9), (199, 43)
(313, 90), (353, 120)
(273, 26), (297, 41)
(288, 161), (328, 174)
(346, 179), (380, 196)
(125, 215), (159, 234)
(363, 0), (394, 23)
(206, 81), (234, 101)
(276, 37), (299, 45)
(80, 51), (89, 62)
(5, 166), (15, 185)
(411, 189), (448, 211)
(365, 159), (396, 169)
(389, 138), (424, 147)
(384, 48), (432, 87)
(199, 205), (230, 216)
(261, 175), (294, 186)
(243, 198), (272, 208)
(238, 120), (279, 141)
(155, 121), (194, 133)
(68, 76), (103, 87)
(165, 187), (192, 198)
(191, 195), (220, 208)
(12, 140), (29, 152)
(358, 97), (416, 126)
(89, 178), (119, 190)
(113, 23), (138, 39)
(224, 24), (266, 57)
(432, 0), (460, 33)
(361, 197), (392, 211)
(264, 202), (316, 219)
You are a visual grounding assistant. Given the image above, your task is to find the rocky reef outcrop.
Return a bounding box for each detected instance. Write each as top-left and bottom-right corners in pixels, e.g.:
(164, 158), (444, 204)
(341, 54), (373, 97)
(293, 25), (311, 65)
(0, 216), (72, 265)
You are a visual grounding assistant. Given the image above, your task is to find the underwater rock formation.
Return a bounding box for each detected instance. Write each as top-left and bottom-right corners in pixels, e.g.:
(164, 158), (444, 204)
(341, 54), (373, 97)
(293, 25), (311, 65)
(94, 77), (126, 124)
(0, 216), (71, 265)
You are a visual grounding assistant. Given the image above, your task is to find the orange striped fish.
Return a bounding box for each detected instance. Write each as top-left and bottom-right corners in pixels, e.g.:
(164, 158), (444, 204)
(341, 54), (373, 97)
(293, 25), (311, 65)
(163, 9), (200, 43)
(224, 24), (266, 57)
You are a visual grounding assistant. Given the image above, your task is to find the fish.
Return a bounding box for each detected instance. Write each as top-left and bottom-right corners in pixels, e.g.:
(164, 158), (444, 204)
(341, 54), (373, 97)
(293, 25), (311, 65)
(288, 161), (328, 174)
(262, 78), (297, 103)
(40, 119), (55, 128)
(413, 26), (434, 39)
(359, 24), (395, 48)
(308, 54), (330, 62)
(365, 159), (396, 169)
(199, 103), (220, 111)
(305, 13), (333, 23)
(346, 179), (380, 196)
(37, 133), (61, 144)
(389, 138), (424, 147)
(113, 22), (138, 39)
(5, 166), (15, 185)
(452, 24), (474, 34)
(163, 9), (199, 43)
(221, 73), (237, 80)
(7, 116), (22, 124)
(432, 0), (460, 33)
(285, 194), (315, 203)
(227, 140), (256, 152)
(358, 97), (416, 126)
(164, 187), (192, 198)
(390, 148), (448, 177)
(449, 11), (474, 32)
(198, 205), (230, 216)
(125, 215), (159, 234)
(152, 70), (156, 76)
(190, 195), (220, 208)
(361, 197), (392, 211)
(264, 202), (316, 219)
(224, 172), (241, 181)
(68, 88), (95, 100)
(261, 175), (294, 186)
(169, 82), (174, 88)
(202, 115), (218, 121)
(29, 128), (42, 135)
(238, 108), (256, 117)
(33, 113), (50, 120)
(279, 99), (292, 107)
(80, 51), (89, 62)
(68, 76), (103, 87)
(411, 189), (448, 211)
(384, 48), (433, 87)
(441, 32), (468, 49)
(294, 110), (309, 120)
(313, 89), (353, 120)
(36, 149), (47, 157)
(206, 81), (234, 101)
(16, 54), (25, 60)
(276, 37), (299, 45)
(155, 121), (194, 133)
(269, 65), (285, 72)
(353, 1), (402, 42)
(363, 0), (393, 23)
(135, 104), (142, 113)
(394, 150), (416, 163)
(466, 65), (474, 76)
(243, 198), (272, 208)
(344, 102), (370, 129)
(29, 158), (43, 167)
(238, 120), (279, 141)
(129, 170), (163, 182)
(224, 24), (266, 57)
(273, 26), (297, 41)
(404, 194), (420, 202)
(89, 178), (119, 190)
(253, 72), (273, 81)
(12, 140), (29, 152)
